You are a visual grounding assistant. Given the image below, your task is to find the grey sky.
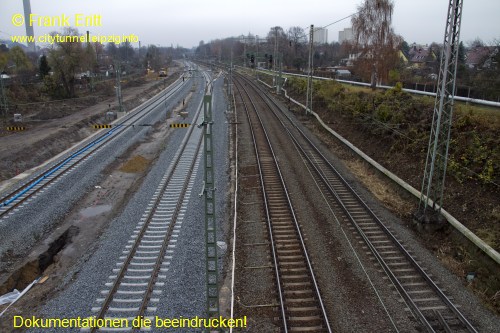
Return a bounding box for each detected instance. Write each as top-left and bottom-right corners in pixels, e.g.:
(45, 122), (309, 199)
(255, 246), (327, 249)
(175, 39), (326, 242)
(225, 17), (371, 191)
(1, 0), (499, 48)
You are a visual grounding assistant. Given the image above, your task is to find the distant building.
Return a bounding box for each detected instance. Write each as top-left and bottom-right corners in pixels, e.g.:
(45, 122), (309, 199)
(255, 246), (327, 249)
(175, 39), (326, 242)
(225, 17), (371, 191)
(466, 46), (498, 69)
(339, 28), (354, 44)
(313, 27), (328, 45)
(341, 52), (362, 67)
(408, 44), (437, 68)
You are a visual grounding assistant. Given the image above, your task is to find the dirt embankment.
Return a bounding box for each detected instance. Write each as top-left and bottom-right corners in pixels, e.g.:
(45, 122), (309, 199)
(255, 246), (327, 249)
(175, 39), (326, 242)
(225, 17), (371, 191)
(0, 69), (180, 183)
(278, 77), (500, 314)
(0, 77), (194, 330)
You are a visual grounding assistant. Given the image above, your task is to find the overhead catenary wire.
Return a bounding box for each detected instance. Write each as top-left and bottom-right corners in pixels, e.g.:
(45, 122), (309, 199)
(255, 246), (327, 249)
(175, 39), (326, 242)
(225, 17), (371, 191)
(281, 12), (360, 43)
(305, 12), (358, 32)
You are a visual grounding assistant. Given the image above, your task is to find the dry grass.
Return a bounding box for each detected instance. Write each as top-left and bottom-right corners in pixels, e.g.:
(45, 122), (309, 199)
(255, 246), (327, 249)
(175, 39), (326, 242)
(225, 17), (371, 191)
(344, 159), (413, 217)
(330, 82), (500, 129)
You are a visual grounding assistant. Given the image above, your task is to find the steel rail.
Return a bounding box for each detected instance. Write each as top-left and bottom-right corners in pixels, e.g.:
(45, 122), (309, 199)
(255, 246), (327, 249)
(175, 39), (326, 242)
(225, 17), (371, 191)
(90, 71), (208, 331)
(233, 79), (288, 332)
(134, 73), (208, 324)
(235, 75), (332, 333)
(241, 72), (477, 333)
(0, 73), (190, 218)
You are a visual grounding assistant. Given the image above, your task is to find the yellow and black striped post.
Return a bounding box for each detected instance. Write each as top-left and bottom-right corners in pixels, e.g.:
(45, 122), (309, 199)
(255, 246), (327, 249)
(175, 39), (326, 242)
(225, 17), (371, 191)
(92, 124), (113, 129)
(6, 126), (26, 131)
(169, 123), (191, 128)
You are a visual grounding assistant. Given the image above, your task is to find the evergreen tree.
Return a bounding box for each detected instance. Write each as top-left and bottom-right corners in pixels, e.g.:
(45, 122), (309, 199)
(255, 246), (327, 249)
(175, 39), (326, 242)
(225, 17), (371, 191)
(39, 55), (51, 79)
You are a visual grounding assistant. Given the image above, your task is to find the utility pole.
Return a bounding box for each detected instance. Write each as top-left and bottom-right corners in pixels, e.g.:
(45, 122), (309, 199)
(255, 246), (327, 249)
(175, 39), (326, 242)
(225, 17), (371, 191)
(274, 27), (278, 89)
(229, 45), (233, 102)
(115, 62), (124, 113)
(255, 35), (259, 79)
(417, 0), (463, 222)
(277, 53), (283, 95)
(305, 25), (314, 114)
(0, 75), (8, 122)
(86, 31), (95, 92)
(243, 39), (247, 67)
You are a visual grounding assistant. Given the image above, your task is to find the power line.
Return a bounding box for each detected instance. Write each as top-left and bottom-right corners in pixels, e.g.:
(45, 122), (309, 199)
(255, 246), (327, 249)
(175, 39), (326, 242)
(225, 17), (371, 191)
(320, 13), (357, 30)
(304, 12), (357, 33)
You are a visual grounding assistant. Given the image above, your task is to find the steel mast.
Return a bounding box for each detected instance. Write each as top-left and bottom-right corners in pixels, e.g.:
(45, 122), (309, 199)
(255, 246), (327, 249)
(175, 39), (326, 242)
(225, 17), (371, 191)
(418, 0), (463, 222)
(305, 25), (314, 114)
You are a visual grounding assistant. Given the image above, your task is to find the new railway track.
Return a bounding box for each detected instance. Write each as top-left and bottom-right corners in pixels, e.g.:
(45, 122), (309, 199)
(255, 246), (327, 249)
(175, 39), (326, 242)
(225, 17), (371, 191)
(236, 71), (477, 333)
(87, 70), (210, 332)
(234, 75), (332, 333)
(0, 68), (193, 219)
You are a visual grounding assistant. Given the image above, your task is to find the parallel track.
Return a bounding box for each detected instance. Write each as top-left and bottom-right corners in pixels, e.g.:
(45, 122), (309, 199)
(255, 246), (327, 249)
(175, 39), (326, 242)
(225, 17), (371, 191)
(88, 71), (209, 332)
(0, 70), (191, 219)
(239, 72), (477, 333)
(234, 76), (332, 333)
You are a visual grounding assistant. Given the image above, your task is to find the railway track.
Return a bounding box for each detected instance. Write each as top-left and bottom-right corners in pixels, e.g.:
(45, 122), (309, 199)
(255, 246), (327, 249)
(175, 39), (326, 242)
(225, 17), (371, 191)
(238, 72), (477, 333)
(0, 68), (193, 220)
(234, 76), (332, 333)
(87, 71), (209, 332)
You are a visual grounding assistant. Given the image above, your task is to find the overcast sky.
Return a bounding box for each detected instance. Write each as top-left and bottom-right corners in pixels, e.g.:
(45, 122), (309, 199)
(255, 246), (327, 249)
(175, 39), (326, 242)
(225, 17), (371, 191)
(1, 0), (499, 48)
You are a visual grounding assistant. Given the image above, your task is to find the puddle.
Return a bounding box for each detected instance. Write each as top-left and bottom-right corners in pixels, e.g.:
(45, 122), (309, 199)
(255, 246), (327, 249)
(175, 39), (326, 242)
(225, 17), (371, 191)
(79, 204), (112, 218)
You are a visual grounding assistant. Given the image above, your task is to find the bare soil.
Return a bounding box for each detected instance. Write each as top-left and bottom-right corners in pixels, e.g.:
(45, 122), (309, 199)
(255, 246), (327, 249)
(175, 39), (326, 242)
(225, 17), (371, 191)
(279, 88), (500, 315)
(0, 69), (180, 184)
(0, 68), (194, 329)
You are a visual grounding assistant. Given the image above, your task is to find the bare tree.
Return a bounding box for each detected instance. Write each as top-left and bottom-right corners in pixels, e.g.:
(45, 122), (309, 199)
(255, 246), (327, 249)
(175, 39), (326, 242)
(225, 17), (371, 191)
(267, 27), (288, 51)
(287, 26), (306, 56)
(352, 0), (399, 87)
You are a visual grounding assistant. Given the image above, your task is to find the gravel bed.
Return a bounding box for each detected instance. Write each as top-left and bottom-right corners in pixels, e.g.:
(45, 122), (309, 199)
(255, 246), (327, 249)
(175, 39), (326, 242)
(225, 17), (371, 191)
(261, 109), (415, 332)
(263, 82), (499, 332)
(152, 73), (230, 332)
(232, 82), (280, 333)
(17, 74), (200, 329)
(230, 75), (499, 332)
(0, 77), (196, 276)
(25, 71), (230, 332)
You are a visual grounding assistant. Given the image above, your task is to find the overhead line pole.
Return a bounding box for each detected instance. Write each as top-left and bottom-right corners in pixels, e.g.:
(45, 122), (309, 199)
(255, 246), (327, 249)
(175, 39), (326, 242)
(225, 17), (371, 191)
(274, 27), (279, 92)
(0, 75), (8, 122)
(305, 24), (314, 114)
(115, 62), (124, 113)
(200, 76), (219, 329)
(418, 0), (463, 222)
